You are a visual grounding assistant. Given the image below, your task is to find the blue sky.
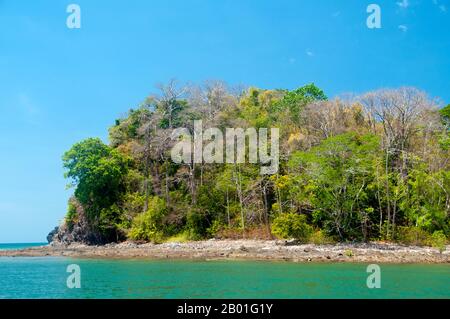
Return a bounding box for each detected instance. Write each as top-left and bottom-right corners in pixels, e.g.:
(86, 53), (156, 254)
(0, 0), (449, 242)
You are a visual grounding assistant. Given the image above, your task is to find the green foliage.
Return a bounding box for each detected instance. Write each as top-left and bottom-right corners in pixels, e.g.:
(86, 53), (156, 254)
(65, 200), (78, 231)
(186, 209), (211, 240)
(122, 192), (146, 222)
(196, 185), (225, 217)
(109, 107), (152, 147)
(308, 230), (335, 245)
(61, 82), (449, 245)
(166, 232), (190, 243)
(439, 104), (450, 128)
(98, 204), (125, 240)
(395, 226), (431, 246)
(158, 99), (189, 129)
(207, 219), (223, 238)
(438, 134), (450, 151)
(272, 83), (327, 122)
(129, 197), (167, 242)
(431, 230), (447, 254)
(288, 133), (380, 240)
(344, 249), (354, 257)
(63, 139), (129, 217)
(62, 138), (129, 240)
(272, 213), (313, 241)
(275, 83), (327, 110)
(400, 167), (449, 234)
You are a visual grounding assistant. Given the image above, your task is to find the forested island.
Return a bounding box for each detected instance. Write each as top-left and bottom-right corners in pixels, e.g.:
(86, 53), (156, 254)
(47, 81), (449, 254)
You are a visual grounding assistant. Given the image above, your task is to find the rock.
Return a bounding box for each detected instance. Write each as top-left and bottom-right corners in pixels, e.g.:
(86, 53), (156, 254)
(49, 215), (117, 246)
(239, 245), (249, 252)
(46, 226), (59, 243)
(285, 239), (301, 246)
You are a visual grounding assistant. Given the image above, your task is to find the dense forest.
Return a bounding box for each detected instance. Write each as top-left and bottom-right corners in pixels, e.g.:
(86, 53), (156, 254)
(53, 80), (450, 248)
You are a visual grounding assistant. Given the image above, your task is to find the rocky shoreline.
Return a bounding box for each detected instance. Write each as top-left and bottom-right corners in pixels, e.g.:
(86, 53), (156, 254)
(1, 240), (449, 263)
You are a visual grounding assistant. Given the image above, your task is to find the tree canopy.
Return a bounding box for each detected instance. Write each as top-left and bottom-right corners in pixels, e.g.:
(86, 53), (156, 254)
(60, 82), (449, 246)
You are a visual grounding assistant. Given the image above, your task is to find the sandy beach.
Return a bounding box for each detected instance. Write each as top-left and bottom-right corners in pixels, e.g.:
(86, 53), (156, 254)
(1, 240), (449, 263)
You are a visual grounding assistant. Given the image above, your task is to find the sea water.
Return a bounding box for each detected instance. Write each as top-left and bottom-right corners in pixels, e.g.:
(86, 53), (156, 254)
(0, 243), (47, 250)
(0, 256), (448, 298)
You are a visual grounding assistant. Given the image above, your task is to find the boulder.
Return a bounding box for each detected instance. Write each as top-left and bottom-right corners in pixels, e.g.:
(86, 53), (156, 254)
(46, 226), (59, 243)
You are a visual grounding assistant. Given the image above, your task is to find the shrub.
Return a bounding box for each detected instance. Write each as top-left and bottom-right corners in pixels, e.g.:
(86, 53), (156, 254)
(186, 209), (211, 240)
(431, 230), (447, 254)
(128, 196), (167, 242)
(98, 204), (127, 241)
(395, 226), (431, 246)
(65, 200), (78, 231)
(165, 232), (190, 243)
(309, 230), (335, 245)
(272, 213), (313, 241)
(207, 219), (223, 238)
(122, 192), (145, 219)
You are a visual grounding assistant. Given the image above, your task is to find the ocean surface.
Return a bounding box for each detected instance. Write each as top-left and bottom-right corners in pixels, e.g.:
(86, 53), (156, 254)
(0, 243), (47, 250)
(0, 252), (448, 298)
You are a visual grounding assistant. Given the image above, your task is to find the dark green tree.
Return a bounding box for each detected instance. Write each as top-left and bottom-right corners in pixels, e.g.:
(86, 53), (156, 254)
(63, 138), (129, 241)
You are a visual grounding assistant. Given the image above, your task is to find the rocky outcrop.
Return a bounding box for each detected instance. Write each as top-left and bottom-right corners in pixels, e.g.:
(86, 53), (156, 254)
(46, 227), (59, 243)
(49, 221), (108, 245)
(2, 240), (449, 263)
(47, 206), (106, 245)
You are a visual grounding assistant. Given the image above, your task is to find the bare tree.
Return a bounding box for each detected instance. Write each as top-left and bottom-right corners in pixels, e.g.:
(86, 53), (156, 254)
(154, 79), (188, 129)
(359, 87), (438, 237)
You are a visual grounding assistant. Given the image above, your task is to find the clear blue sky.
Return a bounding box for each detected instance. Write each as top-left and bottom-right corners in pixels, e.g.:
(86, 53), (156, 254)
(0, 0), (449, 242)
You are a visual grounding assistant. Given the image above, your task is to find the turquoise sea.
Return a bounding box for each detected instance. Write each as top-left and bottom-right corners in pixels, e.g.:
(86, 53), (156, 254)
(0, 243), (47, 250)
(0, 246), (449, 299)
